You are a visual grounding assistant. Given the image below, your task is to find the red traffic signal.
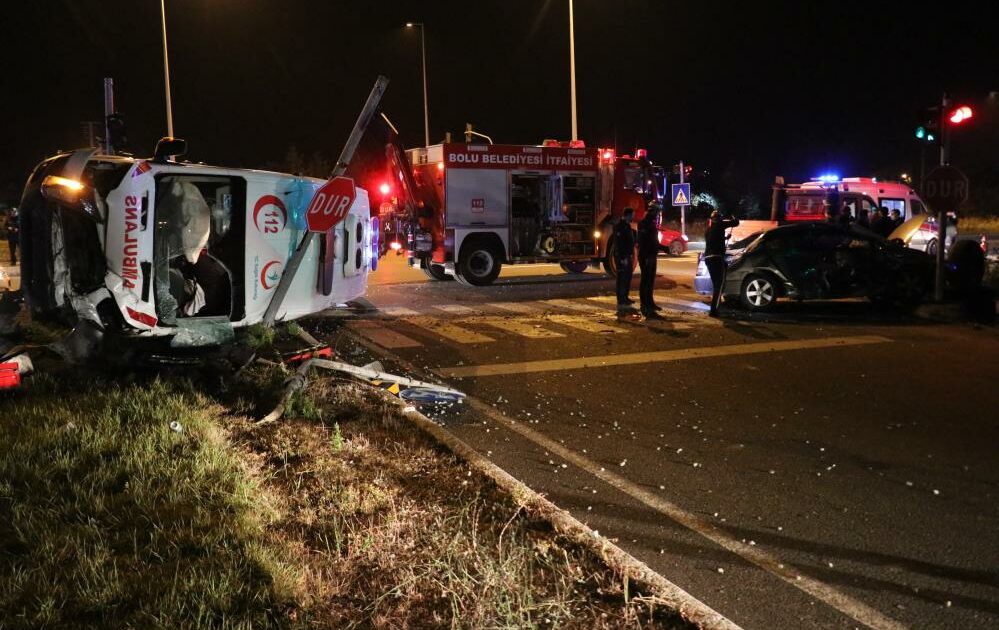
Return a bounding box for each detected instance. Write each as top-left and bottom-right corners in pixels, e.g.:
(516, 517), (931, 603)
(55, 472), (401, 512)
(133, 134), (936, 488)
(378, 182), (392, 197)
(948, 106), (974, 124)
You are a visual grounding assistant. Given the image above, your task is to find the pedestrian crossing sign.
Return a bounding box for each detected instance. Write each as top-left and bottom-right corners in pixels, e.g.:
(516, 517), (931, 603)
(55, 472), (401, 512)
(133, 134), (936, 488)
(672, 183), (691, 206)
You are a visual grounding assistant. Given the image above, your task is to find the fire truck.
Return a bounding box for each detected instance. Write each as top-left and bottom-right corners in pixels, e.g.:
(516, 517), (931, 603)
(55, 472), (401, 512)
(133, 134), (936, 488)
(395, 141), (685, 286)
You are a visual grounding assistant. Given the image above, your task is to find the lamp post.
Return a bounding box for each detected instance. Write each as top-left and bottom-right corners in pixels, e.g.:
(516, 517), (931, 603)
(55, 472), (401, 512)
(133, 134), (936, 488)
(406, 22), (430, 147)
(160, 0), (174, 137)
(569, 0), (578, 142)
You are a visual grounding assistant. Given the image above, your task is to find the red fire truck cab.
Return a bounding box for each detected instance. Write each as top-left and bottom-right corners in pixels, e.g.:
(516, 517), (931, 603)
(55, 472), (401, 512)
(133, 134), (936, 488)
(401, 142), (683, 286)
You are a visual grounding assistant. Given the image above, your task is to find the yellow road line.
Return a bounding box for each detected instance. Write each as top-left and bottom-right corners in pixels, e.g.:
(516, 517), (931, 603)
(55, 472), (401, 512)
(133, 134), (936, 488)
(439, 335), (891, 378)
(402, 316), (495, 344)
(466, 316), (565, 339)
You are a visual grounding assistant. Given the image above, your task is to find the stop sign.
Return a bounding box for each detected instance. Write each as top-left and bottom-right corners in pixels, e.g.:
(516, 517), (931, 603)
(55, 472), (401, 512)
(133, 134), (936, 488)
(305, 176), (357, 232)
(922, 166), (969, 213)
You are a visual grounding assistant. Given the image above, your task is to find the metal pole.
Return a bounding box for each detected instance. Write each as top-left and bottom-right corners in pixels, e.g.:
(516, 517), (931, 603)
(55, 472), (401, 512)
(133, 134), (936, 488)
(934, 93), (948, 302)
(569, 0), (578, 141)
(160, 0), (174, 137)
(420, 24), (430, 147)
(103, 78), (115, 155)
(262, 76), (390, 326)
(679, 160), (686, 238)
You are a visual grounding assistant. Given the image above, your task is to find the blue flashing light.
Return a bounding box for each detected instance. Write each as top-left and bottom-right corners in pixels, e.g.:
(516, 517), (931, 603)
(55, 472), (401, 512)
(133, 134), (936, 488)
(816, 174), (841, 184)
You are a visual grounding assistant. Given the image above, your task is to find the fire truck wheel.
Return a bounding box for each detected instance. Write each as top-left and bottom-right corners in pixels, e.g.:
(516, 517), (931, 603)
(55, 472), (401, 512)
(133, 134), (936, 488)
(602, 242), (637, 277)
(422, 264), (453, 281)
(559, 261), (589, 274)
(456, 242), (502, 286)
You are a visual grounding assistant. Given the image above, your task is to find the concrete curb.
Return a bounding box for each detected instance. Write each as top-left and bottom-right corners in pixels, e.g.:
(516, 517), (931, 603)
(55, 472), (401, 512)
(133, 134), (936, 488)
(346, 331), (742, 630)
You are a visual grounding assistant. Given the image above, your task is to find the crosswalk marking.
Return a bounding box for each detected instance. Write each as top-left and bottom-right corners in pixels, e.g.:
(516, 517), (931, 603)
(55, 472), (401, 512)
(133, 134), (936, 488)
(402, 316), (495, 344)
(467, 316), (565, 338)
(381, 306), (420, 317)
(486, 301), (542, 314)
(434, 304), (478, 315)
(655, 294), (711, 311)
(350, 321), (423, 349)
(542, 314), (629, 334)
(540, 298), (614, 313)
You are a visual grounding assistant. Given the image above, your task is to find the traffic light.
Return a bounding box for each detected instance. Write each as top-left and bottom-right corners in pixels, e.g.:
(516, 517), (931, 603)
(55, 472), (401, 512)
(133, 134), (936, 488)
(105, 113), (127, 151)
(948, 105), (974, 124)
(914, 106), (939, 145)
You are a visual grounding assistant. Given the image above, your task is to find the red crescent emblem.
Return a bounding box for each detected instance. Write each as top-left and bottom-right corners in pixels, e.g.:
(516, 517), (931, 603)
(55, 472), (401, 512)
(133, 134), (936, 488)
(260, 260), (283, 290)
(253, 195), (288, 233)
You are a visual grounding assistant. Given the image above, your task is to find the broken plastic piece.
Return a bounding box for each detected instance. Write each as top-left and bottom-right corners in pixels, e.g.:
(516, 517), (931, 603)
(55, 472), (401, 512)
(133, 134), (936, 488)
(282, 346), (333, 365)
(0, 363), (21, 389)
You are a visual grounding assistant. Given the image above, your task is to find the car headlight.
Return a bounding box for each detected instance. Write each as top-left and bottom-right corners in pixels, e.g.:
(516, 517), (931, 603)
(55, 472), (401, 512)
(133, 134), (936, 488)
(681, 234), (689, 242)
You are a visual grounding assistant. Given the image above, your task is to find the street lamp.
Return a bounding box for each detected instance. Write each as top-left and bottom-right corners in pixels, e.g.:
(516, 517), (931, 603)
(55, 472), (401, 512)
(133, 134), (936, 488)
(160, 0), (174, 137)
(568, 0), (578, 142)
(406, 22), (430, 147)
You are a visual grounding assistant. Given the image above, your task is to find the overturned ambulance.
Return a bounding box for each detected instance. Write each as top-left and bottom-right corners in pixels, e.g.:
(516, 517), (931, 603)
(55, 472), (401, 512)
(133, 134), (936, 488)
(19, 140), (374, 347)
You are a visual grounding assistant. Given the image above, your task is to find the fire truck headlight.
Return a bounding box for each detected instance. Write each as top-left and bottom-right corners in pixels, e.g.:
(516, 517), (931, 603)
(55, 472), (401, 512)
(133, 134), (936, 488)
(390, 241), (402, 251)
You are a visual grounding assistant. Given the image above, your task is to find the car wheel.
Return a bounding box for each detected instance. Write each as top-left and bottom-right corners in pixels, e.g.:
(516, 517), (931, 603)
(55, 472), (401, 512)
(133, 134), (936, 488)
(422, 263), (453, 282)
(740, 274), (777, 311)
(926, 238), (938, 256)
(560, 261), (589, 274)
(456, 242), (502, 286)
(668, 240), (684, 256)
(894, 270), (926, 307)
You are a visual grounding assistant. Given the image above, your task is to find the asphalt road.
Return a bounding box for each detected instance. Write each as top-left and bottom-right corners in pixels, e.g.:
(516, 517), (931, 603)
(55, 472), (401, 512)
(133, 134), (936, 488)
(337, 253), (999, 629)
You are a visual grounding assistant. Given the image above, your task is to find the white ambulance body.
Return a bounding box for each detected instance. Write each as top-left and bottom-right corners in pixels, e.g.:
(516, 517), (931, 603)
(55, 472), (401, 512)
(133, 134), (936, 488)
(20, 147), (373, 347)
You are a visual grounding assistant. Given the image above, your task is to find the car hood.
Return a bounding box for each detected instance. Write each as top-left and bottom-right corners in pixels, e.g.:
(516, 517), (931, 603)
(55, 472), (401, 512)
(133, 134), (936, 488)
(889, 215), (927, 243)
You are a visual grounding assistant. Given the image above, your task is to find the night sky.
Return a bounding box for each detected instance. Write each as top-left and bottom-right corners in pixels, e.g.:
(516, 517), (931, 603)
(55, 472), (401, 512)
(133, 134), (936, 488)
(3, 1), (997, 208)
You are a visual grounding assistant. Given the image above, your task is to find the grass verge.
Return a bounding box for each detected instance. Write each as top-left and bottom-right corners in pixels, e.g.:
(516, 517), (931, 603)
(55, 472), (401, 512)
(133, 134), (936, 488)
(1, 363), (692, 628)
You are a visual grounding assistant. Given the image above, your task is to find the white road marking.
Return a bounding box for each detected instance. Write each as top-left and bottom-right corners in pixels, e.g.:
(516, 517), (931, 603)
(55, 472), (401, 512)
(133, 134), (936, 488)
(655, 294), (711, 311)
(439, 335), (891, 378)
(380, 306), (420, 317)
(349, 321), (423, 349)
(486, 301), (543, 314)
(465, 396), (908, 630)
(401, 316), (495, 344)
(434, 304), (478, 315)
(541, 298), (614, 313)
(542, 313), (629, 334)
(467, 316), (565, 339)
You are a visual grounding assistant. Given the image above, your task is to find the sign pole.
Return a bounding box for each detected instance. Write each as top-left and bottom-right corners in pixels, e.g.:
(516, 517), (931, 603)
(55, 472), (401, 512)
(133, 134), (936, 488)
(679, 160), (686, 238)
(923, 165), (969, 304)
(262, 75), (390, 327)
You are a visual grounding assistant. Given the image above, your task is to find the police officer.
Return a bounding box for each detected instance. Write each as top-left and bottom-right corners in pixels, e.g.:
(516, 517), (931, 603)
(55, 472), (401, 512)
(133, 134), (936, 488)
(613, 207), (636, 310)
(636, 205), (663, 317)
(703, 210), (740, 317)
(5, 208), (18, 265)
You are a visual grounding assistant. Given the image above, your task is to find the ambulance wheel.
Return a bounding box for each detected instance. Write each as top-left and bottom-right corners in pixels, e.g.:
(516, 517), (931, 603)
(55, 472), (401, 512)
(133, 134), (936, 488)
(560, 261), (589, 274)
(422, 263), (453, 282)
(456, 242), (502, 286)
(926, 238), (938, 257)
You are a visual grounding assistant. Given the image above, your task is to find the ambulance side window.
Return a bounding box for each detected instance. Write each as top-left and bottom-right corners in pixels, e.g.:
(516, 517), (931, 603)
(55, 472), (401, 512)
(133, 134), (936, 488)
(880, 198), (905, 215)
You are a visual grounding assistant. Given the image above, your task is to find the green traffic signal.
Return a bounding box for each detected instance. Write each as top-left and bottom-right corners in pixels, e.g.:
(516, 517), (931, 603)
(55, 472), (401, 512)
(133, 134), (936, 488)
(927, 133), (935, 142)
(915, 126), (926, 139)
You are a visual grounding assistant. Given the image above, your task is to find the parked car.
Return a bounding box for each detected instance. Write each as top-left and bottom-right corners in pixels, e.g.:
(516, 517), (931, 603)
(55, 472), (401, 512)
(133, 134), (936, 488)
(693, 231), (762, 295)
(695, 223), (933, 311)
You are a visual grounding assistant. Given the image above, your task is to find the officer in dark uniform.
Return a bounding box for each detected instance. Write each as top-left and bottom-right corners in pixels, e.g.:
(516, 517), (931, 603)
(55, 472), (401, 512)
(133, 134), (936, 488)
(703, 210), (740, 317)
(613, 207), (636, 310)
(5, 208), (18, 265)
(636, 206), (663, 317)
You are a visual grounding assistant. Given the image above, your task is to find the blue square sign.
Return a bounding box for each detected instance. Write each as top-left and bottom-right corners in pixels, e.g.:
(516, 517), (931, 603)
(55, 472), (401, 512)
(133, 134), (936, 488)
(671, 183), (691, 206)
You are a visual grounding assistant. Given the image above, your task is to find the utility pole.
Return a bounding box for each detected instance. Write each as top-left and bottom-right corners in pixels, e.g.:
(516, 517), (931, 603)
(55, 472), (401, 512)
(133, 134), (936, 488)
(934, 92), (949, 302)
(569, 0), (578, 141)
(160, 0), (174, 137)
(679, 160), (686, 238)
(103, 78), (115, 155)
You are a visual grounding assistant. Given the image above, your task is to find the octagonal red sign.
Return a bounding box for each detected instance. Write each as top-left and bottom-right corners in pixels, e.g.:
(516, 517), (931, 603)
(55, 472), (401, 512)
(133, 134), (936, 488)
(306, 176), (356, 232)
